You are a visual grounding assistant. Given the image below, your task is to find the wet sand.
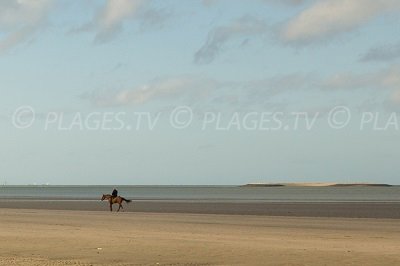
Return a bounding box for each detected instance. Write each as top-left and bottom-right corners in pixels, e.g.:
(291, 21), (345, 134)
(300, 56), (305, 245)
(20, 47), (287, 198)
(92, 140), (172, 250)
(1, 199), (400, 218)
(1, 208), (399, 265)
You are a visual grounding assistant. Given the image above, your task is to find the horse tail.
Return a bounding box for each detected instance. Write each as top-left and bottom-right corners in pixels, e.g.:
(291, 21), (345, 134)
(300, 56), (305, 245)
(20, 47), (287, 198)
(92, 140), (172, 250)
(122, 197), (131, 203)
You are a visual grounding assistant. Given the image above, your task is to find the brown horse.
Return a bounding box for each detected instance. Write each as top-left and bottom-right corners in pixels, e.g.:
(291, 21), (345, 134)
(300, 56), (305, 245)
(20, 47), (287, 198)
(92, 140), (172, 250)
(101, 194), (131, 212)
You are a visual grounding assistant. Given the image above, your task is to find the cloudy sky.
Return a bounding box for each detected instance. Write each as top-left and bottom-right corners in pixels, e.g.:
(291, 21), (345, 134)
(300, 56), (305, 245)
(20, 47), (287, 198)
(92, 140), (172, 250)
(1, 0), (400, 185)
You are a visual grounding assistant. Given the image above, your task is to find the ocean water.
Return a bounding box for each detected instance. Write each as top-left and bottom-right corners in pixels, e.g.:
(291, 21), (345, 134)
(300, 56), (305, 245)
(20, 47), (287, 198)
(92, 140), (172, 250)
(0, 185), (400, 202)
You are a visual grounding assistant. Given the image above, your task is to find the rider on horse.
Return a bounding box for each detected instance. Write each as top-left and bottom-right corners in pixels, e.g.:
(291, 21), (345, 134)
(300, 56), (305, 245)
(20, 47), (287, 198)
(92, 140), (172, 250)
(101, 189), (131, 212)
(112, 188), (118, 198)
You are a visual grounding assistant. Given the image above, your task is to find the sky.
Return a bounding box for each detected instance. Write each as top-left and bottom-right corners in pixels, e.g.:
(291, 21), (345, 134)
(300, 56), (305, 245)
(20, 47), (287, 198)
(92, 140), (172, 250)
(1, 0), (400, 185)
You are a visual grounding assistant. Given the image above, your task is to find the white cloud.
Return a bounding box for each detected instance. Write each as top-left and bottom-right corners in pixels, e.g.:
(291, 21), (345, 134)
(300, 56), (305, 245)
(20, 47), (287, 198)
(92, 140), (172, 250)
(195, 0), (400, 62)
(99, 0), (140, 28)
(87, 66), (400, 111)
(75, 0), (171, 43)
(360, 41), (400, 62)
(0, 0), (51, 53)
(246, 66), (400, 109)
(308, 66), (400, 93)
(381, 66), (400, 88)
(262, 0), (310, 6)
(93, 76), (221, 107)
(202, 0), (218, 7)
(314, 66), (400, 109)
(194, 16), (267, 64)
(390, 90), (400, 105)
(207, 0), (309, 7)
(281, 0), (400, 44)
(92, 0), (143, 42)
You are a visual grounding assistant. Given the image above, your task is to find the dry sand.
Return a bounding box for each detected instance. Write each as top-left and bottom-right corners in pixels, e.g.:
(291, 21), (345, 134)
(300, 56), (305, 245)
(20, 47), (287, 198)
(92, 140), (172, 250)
(0, 208), (399, 265)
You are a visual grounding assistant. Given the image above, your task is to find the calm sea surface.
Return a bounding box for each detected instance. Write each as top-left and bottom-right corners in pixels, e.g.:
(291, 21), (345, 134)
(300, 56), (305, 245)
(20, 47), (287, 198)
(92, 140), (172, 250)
(0, 185), (400, 202)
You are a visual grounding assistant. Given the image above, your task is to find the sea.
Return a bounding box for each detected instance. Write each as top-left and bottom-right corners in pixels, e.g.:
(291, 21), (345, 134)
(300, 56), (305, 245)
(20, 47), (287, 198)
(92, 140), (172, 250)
(0, 185), (400, 202)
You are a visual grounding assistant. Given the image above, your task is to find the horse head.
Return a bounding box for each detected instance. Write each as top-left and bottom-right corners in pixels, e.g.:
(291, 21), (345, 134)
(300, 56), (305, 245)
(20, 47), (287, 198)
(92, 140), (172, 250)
(101, 194), (106, 201)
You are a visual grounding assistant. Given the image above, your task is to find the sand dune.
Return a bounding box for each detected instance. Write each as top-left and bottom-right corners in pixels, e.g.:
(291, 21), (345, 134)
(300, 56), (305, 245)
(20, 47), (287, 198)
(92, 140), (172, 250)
(242, 182), (393, 187)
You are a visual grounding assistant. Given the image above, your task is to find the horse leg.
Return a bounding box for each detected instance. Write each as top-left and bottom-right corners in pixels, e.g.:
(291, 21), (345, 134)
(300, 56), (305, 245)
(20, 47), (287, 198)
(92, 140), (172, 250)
(109, 202), (113, 212)
(117, 204), (121, 212)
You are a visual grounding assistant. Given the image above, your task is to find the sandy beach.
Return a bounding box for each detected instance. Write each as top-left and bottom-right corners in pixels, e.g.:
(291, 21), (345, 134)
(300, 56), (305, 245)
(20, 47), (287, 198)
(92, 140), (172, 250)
(1, 208), (399, 265)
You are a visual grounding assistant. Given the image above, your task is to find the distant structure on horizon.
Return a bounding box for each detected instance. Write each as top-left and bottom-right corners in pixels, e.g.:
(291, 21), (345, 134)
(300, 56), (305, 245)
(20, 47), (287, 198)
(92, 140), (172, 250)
(241, 182), (393, 187)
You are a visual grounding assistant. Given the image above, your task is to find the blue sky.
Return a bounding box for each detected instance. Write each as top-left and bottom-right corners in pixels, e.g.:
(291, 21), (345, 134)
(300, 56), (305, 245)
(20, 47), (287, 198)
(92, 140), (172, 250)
(1, 0), (400, 185)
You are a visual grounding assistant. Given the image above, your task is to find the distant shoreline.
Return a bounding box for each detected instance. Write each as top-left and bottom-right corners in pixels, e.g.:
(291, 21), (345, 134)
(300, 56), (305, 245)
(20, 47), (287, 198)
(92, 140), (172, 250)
(241, 183), (393, 187)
